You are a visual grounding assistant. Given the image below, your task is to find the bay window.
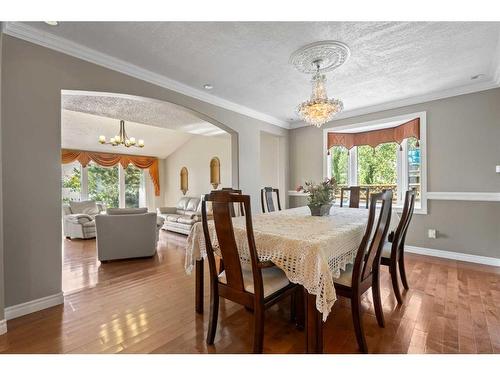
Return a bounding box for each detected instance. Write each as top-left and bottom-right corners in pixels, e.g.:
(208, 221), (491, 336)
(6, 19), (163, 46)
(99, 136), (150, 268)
(325, 112), (427, 213)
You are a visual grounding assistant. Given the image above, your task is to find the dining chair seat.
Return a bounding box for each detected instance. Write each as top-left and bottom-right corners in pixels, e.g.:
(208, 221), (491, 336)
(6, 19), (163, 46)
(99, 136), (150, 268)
(218, 265), (290, 297)
(333, 264), (354, 287)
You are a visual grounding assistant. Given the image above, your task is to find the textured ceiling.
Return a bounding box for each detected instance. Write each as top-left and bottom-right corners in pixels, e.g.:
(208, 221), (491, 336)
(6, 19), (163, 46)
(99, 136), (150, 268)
(61, 94), (229, 158)
(25, 22), (500, 124)
(62, 93), (226, 136)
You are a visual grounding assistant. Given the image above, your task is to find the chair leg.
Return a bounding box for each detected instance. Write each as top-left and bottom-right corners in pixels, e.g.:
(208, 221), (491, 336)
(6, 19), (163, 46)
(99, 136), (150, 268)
(351, 295), (368, 353)
(206, 286), (219, 345)
(399, 251), (410, 290)
(252, 304), (265, 353)
(390, 262), (403, 305)
(372, 270), (385, 327)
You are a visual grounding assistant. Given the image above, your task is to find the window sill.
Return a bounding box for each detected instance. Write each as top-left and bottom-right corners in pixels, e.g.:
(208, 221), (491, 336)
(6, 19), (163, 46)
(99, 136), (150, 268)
(394, 205), (427, 215)
(331, 202), (428, 215)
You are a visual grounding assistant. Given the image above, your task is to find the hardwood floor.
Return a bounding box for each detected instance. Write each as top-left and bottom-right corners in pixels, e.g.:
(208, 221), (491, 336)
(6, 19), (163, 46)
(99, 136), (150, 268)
(1, 230), (500, 354)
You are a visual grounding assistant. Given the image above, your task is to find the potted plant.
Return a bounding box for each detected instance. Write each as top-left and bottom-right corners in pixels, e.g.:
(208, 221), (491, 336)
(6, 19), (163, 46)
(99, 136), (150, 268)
(303, 178), (337, 216)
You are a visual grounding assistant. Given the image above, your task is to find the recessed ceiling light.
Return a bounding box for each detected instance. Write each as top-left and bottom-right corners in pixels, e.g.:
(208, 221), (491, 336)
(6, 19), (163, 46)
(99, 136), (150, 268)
(203, 84), (213, 90)
(471, 74), (485, 80)
(44, 21), (59, 26)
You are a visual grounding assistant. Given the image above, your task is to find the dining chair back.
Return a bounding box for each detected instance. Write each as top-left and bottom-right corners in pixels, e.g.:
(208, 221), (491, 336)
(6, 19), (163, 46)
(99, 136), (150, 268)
(260, 187), (282, 213)
(221, 187), (245, 216)
(202, 191), (260, 296)
(355, 190), (393, 284)
(333, 189), (393, 353)
(381, 189), (416, 303)
(340, 186), (370, 209)
(201, 190), (298, 353)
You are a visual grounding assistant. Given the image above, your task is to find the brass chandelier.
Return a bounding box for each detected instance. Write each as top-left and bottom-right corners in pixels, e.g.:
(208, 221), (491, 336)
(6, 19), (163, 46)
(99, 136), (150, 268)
(98, 120), (144, 148)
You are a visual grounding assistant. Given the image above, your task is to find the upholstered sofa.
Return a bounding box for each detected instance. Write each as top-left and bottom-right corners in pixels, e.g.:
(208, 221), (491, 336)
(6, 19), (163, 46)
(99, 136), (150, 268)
(95, 207), (165, 262)
(63, 200), (105, 239)
(157, 197), (209, 235)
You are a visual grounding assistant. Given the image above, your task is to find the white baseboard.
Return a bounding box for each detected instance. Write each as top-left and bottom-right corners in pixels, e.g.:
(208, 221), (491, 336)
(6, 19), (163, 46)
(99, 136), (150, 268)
(0, 319), (6, 335)
(4, 292), (64, 321)
(405, 245), (500, 267)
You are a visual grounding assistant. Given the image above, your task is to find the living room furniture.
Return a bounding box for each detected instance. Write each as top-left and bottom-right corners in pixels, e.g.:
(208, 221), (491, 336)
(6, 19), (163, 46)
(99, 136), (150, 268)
(201, 190), (299, 353)
(95, 207), (162, 262)
(340, 186), (370, 208)
(333, 190), (393, 353)
(63, 200), (105, 239)
(260, 187), (282, 213)
(380, 189), (416, 304)
(157, 196), (204, 235)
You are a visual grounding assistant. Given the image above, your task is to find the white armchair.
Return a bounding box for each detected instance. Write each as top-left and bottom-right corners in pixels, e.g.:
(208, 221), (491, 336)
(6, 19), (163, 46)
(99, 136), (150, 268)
(95, 208), (163, 262)
(63, 200), (105, 239)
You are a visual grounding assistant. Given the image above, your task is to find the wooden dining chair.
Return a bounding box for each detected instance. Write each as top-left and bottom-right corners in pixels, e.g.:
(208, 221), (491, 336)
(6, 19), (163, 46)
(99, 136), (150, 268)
(260, 187), (282, 213)
(340, 186), (369, 208)
(333, 190), (393, 353)
(201, 190), (299, 353)
(380, 189), (416, 304)
(221, 187), (244, 217)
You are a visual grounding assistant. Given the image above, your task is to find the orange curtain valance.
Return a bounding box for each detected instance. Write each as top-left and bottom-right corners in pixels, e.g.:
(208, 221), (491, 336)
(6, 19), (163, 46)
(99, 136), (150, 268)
(327, 118), (420, 150)
(61, 149), (160, 196)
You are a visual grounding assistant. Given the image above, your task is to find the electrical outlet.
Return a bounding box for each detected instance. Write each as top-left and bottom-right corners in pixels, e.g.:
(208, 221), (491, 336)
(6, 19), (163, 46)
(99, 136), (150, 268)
(428, 229), (437, 239)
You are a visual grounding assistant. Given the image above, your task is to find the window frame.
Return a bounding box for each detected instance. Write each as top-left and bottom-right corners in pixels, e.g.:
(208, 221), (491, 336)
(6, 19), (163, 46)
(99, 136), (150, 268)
(69, 163), (149, 209)
(323, 111), (427, 214)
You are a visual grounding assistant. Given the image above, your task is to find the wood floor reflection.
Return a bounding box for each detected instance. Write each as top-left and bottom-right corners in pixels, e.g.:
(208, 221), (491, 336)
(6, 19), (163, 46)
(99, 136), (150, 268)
(1, 230), (499, 354)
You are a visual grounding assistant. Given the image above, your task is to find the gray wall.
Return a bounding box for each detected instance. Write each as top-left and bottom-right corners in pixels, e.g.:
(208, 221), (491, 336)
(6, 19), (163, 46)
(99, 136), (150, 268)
(0, 35), (289, 308)
(0, 32), (5, 321)
(290, 88), (500, 258)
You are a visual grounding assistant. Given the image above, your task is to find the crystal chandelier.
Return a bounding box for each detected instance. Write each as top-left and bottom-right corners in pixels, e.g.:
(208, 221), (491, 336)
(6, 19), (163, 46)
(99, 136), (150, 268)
(98, 120), (144, 148)
(297, 61), (343, 127)
(290, 41), (350, 127)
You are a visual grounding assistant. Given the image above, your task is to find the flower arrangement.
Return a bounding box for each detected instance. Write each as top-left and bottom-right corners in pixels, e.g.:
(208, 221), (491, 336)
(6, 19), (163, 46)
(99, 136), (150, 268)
(303, 178), (337, 216)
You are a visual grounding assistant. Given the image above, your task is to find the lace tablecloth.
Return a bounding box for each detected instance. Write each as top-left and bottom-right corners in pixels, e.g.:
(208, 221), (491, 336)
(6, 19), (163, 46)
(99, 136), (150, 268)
(185, 206), (370, 321)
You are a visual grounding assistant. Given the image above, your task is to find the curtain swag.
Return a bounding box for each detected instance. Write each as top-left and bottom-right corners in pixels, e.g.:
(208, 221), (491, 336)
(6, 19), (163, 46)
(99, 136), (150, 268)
(61, 149), (160, 196)
(327, 118), (420, 152)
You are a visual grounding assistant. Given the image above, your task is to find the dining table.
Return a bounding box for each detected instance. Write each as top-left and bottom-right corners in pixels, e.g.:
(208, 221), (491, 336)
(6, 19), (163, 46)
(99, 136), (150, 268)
(185, 205), (384, 353)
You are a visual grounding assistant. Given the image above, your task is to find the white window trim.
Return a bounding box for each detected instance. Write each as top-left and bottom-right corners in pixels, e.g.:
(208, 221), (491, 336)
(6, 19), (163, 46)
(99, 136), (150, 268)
(323, 111), (427, 214)
(75, 164), (146, 209)
(80, 165), (89, 201)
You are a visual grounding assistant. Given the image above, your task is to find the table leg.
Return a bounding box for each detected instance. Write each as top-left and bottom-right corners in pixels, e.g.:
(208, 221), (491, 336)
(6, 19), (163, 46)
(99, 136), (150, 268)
(195, 258), (204, 314)
(305, 290), (323, 353)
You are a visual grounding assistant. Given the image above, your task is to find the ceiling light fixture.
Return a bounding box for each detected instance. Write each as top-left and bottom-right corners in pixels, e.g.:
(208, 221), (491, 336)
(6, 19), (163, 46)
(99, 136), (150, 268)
(203, 84), (213, 90)
(98, 120), (144, 148)
(291, 41), (350, 127)
(44, 21), (59, 26)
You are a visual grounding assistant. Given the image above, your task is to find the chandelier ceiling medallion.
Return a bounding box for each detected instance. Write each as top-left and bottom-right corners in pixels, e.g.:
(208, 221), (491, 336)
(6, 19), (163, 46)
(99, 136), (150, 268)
(98, 120), (145, 148)
(290, 41), (350, 127)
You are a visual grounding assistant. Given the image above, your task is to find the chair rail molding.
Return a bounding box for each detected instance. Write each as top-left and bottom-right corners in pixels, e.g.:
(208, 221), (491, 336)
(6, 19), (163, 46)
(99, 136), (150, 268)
(0, 319), (7, 335)
(4, 292), (64, 321)
(427, 192), (500, 202)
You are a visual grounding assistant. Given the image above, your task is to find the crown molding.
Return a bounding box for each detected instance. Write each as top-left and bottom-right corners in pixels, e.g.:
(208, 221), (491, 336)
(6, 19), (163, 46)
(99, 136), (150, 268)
(1, 22), (290, 129)
(290, 78), (500, 129)
(3, 22), (500, 132)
